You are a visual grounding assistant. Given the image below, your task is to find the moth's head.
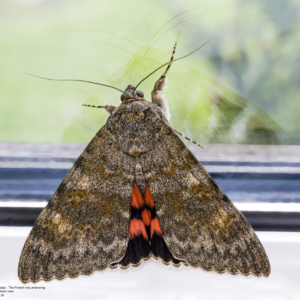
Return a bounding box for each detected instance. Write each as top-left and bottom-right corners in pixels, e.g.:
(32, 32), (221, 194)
(121, 85), (144, 102)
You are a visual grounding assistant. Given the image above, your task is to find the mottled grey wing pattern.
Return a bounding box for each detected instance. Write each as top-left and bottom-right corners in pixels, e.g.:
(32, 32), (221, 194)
(18, 125), (134, 283)
(146, 120), (270, 276)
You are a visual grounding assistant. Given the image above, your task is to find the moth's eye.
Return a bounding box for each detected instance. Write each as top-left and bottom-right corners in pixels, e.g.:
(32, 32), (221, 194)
(121, 93), (126, 101)
(136, 90), (144, 98)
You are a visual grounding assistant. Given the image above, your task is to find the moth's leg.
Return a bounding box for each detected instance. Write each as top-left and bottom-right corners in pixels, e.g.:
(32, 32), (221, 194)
(173, 128), (205, 148)
(151, 42), (177, 121)
(82, 104), (118, 114)
(104, 105), (118, 114)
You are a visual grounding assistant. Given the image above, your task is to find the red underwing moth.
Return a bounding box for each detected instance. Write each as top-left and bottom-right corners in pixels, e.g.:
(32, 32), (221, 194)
(18, 40), (270, 283)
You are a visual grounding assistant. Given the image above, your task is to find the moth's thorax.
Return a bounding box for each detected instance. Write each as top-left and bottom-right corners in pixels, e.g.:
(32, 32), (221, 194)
(107, 100), (165, 157)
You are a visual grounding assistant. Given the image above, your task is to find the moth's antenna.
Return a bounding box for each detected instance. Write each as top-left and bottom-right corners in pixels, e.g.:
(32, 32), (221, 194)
(146, 41), (177, 79)
(173, 129), (205, 149)
(135, 37), (213, 89)
(144, 29), (180, 60)
(162, 41), (177, 77)
(26, 74), (126, 93)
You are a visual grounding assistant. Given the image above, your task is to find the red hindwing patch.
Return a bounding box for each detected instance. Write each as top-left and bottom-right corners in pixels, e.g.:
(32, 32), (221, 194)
(145, 185), (155, 208)
(114, 182), (181, 267)
(131, 182), (144, 209)
(129, 219), (148, 240)
(141, 209), (151, 227)
(150, 217), (162, 238)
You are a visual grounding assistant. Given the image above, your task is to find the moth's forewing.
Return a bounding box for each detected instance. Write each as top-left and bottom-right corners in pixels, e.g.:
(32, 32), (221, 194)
(147, 119), (270, 276)
(62, 44), (284, 144)
(18, 119), (135, 283)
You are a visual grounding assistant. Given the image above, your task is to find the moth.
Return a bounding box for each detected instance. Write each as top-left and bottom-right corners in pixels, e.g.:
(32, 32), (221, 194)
(18, 40), (270, 283)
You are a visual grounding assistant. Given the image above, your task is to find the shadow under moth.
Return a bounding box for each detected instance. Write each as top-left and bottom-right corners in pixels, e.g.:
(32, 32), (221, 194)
(18, 40), (270, 283)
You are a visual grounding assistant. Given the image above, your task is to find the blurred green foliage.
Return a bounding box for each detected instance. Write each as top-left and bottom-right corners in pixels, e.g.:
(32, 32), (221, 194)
(64, 45), (283, 144)
(0, 0), (299, 144)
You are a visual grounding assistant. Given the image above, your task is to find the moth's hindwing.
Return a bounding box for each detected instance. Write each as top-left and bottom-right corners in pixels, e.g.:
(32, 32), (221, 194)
(146, 120), (271, 277)
(111, 183), (184, 269)
(18, 125), (134, 283)
(111, 182), (151, 268)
